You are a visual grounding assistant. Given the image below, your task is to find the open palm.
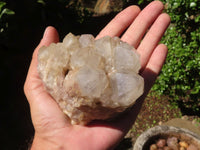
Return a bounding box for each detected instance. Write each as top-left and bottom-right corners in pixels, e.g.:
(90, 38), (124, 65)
(24, 1), (170, 150)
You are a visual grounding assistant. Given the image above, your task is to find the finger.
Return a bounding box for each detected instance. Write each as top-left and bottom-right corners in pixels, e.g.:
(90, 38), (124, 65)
(96, 5), (141, 39)
(107, 44), (168, 132)
(24, 27), (72, 128)
(121, 1), (164, 48)
(24, 26), (59, 101)
(138, 13), (170, 70)
(141, 44), (168, 93)
(33, 26), (60, 60)
(87, 42), (168, 144)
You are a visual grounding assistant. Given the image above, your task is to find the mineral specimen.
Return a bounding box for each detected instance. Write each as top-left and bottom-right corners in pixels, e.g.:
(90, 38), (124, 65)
(38, 33), (144, 125)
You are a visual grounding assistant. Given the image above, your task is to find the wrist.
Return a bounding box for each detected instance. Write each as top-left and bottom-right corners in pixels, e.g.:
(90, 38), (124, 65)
(30, 134), (66, 150)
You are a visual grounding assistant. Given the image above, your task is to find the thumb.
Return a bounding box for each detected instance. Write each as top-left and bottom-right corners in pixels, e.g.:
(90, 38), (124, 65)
(33, 26), (60, 62)
(24, 27), (71, 131)
(24, 26), (59, 100)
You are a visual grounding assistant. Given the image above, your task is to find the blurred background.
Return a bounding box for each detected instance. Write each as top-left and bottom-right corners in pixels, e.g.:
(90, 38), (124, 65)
(0, 0), (199, 149)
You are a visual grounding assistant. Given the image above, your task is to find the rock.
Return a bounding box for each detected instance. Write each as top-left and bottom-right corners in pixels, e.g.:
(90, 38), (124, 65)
(150, 144), (157, 150)
(66, 0), (125, 16)
(94, 0), (110, 14)
(163, 118), (200, 136)
(156, 139), (166, 148)
(167, 137), (179, 150)
(180, 147), (187, 150)
(38, 33), (144, 125)
(179, 141), (189, 148)
(187, 144), (198, 150)
(163, 146), (173, 150)
(94, 0), (124, 15)
(181, 115), (189, 120)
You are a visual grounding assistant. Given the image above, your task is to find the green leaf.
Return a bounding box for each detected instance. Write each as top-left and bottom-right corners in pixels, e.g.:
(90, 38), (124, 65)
(195, 15), (200, 23)
(0, 8), (15, 18)
(2, 8), (15, 15)
(0, 2), (6, 11)
(37, 0), (46, 5)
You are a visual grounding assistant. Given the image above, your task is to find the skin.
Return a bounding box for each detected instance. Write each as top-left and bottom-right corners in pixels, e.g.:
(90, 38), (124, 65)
(24, 1), (170, 150)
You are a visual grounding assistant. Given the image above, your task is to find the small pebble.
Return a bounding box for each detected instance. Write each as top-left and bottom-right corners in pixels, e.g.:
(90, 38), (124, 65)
(187, 144), (198, 150)
(167, 137), (179, 150)
(163, 146), (173, 150)
(180, 146), (186, 150)
(179, 141), (189, 148)
(181, 115), (188, 120)
(157, 139), (166, 148)
(149, 137), (199, 150)
(150, 144), (157, 150)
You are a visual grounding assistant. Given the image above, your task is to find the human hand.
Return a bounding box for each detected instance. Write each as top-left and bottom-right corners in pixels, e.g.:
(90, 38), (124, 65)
(24, 1), (170, 150)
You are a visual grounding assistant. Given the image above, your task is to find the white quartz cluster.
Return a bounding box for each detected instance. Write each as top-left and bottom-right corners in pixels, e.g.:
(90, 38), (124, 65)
(38, 33), (144, 125)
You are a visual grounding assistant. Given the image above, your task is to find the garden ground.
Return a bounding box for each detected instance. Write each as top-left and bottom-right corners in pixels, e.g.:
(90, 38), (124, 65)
(115, 94), (200, 149)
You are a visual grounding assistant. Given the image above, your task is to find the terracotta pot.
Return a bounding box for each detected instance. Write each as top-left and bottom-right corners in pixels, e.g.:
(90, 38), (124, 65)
(133, 125), (200, 150)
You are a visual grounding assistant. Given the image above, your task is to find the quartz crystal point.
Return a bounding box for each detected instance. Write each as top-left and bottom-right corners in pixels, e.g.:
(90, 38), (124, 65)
(38, 33), (144, 125)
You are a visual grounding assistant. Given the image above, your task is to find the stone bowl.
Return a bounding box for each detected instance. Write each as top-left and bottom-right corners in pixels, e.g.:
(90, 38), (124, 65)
(133, 125), (200, 150)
